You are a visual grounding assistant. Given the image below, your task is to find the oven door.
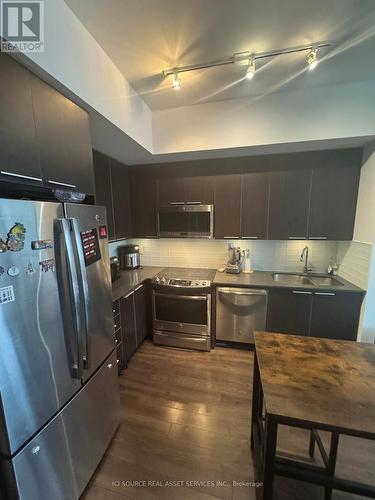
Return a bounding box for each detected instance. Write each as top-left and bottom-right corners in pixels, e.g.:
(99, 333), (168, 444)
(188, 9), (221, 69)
(153, 290), (211, 336)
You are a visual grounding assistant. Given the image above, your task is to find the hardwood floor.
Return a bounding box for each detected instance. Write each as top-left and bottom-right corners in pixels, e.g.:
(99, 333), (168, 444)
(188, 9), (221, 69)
(82, 341), (375, 500)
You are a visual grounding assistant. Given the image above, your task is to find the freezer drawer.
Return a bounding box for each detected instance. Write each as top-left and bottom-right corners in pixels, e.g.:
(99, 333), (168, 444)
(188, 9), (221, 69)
(4, 351), (120, 500)
(215, 287), (268, 344)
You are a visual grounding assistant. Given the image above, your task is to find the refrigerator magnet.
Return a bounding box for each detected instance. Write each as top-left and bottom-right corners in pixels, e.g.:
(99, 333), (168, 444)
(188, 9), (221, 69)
(6, 223), (26, 252)
(0, 239), (7, 253)
(26, 260), (35, 275)
(7, 266), (20, 277)
(39, 259), (55, 272)
(31, 240), (53, 250)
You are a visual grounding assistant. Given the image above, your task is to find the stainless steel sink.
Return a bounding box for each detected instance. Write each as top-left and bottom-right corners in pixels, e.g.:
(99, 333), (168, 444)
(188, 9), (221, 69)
(309, 276), (343, 287)
(272, 273), (314, 286)
(271, 273), (343, 287)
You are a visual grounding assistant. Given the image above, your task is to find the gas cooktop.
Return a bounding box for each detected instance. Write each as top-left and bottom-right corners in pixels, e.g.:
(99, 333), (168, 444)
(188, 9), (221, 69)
(152, 267), (215, 288)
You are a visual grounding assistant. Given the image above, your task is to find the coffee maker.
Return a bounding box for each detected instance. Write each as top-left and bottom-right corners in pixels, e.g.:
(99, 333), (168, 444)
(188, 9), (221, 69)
(225, 244), (244, 274)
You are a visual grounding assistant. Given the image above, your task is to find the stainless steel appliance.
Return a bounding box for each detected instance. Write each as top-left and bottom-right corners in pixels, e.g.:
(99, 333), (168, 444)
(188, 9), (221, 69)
(216, 287), (268, 344)
(0, 199), (120, 500)
(158, 204), (214, 239)
(225, 244), (244, 274)
(152, 268), (215, 351)
(118, 244), (140, 269)
(110, 256), (121, 282)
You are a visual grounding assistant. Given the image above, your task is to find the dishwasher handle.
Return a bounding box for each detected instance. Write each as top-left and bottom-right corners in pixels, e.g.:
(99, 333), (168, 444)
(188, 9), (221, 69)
(217, 288), (267, 297)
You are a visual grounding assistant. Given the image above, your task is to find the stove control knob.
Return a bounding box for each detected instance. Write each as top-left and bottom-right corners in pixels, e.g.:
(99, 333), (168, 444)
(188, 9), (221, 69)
(161, 277), (167, 284)
(202, 281), (206, 286)
(154, 277), (160, 284)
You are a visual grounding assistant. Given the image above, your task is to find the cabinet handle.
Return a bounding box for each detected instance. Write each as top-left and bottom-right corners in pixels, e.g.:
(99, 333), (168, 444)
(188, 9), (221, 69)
(123, 290), (134, 299)
(309, 236), (328, 240)
(292, 290), (312, 295)
(315, 292), (335, 296)
(48, 180), (77, 188)
(134, 284), (143, 292)
(144, 236), (155, 238)
(223, 236), (239, 239)
(242, 236), (258, 239)
(169, 201), (184, 205)
(186, 201), (201, 205)
(288, 237), (307, 240)
(1, 170), (42, 182)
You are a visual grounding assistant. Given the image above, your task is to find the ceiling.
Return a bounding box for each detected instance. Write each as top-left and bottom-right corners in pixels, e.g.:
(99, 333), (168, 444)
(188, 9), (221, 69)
(66, 0), (375, 111)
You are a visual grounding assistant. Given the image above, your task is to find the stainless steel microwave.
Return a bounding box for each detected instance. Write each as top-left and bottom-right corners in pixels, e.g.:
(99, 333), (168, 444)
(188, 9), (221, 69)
(158, 204), (214, 238)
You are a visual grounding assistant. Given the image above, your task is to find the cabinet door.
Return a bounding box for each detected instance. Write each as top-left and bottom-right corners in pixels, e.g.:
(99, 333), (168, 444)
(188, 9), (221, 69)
(159, 177), (185, 205)
(241, 172), (270, 239)
(184, 176), (214, 204)
(267, 289), (312, 336)
(214, 174), (241, 239)
(310, 292), (362, 341)
(134, 284), (148, 346)
(0, 53), (42, 183)
(111, 160), (132, 240)
(120, 293), (137, 364)
(31, 76), (94, 194)
(309, 166), (360, 240)
(268, 169), (311, 240)
(131, 173), (158, 237)
(93, 151), (115, 241)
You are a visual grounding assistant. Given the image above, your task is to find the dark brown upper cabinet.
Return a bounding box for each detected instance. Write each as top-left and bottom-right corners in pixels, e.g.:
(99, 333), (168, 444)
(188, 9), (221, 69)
(159, 175), (214, 206)
(130, 172), (158, 238)
(268, 168), (311, 240)
(214, 174), (241, 239)
(308, 165), (360, 241)
(0, 53), (42, 183)
(241, 172), (270, 240)
(111, 160), (132, 240)
(93, 151), (115, 241)
(183, 176), (214, 205)
(159, 177), (185, 205)
(31, 75), (94, 194)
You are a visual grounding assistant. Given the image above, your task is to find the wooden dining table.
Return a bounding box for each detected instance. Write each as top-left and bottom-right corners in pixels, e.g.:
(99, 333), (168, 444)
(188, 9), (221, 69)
(251, 332), (375, 500)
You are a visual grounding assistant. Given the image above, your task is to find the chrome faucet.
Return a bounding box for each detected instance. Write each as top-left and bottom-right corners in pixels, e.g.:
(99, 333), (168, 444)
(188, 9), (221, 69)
(300, 246), (311, 274)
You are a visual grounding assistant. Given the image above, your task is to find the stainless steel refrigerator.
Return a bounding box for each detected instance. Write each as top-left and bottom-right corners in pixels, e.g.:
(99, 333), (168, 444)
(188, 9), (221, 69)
(0, 199), (120, 500)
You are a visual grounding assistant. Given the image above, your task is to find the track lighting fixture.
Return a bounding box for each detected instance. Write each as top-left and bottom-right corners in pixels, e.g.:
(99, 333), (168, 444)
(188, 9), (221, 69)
(246, 56), (255, 80)
(163, 42), (329, 88)
(307, 48), (318, 70)
(172, 72), (181, 90)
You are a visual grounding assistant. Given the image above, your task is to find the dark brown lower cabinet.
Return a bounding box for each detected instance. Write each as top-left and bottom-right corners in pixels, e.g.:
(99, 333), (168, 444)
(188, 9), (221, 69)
(310, 292), (362, 341)
(120, 292), (137, 365)
(118, 281), (150, 367)
(267, 289), (312, 337)
(267, 289), (363, 341)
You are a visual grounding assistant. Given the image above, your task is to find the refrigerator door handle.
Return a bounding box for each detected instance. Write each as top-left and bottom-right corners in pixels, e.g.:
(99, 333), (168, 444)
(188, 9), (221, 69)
(70, 218), (91, 371)
(54, 219), (83, 379)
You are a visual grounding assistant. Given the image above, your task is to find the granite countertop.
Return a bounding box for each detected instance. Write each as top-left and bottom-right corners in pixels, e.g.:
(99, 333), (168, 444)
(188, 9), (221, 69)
(112, 267), (364, 301)
(213, 270), (364, 294)
(112, 266), (163, 301)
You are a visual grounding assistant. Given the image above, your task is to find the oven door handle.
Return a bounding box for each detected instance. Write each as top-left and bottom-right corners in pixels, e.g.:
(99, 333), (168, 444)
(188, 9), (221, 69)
(154, 292), (207, 301)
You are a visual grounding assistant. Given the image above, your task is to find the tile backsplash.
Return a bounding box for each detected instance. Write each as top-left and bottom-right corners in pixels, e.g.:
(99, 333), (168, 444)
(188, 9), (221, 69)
(337, 241), (372, 290)
(110, 238), (339, 274)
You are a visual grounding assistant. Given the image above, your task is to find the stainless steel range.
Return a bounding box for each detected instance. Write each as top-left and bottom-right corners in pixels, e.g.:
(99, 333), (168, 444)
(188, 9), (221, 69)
(152, 268), (215, 351)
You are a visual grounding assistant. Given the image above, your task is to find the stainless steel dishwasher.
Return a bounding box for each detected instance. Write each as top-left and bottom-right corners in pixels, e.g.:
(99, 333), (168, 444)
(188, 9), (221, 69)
(216, 287), (268, 344)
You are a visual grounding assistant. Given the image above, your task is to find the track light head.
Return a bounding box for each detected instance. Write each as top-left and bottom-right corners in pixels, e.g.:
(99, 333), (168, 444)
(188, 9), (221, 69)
(307, 48), (318, 70)
(246, 56), (255, 79)
(172, 72), (181, 89)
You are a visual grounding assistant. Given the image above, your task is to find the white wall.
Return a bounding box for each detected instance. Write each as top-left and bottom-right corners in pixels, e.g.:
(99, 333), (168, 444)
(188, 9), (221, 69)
(153, 80), (375, 154)
(22, 0), (153, 152)
(346, 142), (375, 343)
